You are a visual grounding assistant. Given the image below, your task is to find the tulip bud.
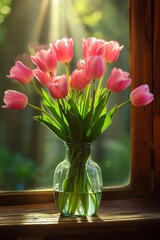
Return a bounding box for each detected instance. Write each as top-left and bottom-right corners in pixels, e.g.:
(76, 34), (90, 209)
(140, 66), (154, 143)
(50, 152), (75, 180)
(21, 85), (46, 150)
(77, 59), (86, 70)
(51, 37), (74, 63)
(31, 48), (57, 73)
(70, 69), (91, 91)
(33, 68), (53, 86)
(7, 61), (33, 84)
(103, 41), (124, 64)
(2, 90), (28, 110)
(130, 84), (154, 106)
(106, 68), (131, 92)
(47, 75), (68, 99)
(82, 37), (104, 58)
(85, 55), (106, 79)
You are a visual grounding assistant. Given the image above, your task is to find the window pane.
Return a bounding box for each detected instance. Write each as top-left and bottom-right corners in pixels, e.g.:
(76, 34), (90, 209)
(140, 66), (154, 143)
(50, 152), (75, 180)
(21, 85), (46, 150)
(0, 0), (130, 191)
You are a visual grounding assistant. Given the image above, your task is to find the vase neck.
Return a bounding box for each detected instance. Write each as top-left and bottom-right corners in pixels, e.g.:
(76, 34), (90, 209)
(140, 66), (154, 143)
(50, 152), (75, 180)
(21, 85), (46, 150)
(65, 143), (92, 164)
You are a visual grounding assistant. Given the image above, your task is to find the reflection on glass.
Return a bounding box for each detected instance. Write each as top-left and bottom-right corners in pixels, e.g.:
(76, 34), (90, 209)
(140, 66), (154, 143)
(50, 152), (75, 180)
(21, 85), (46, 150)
(0, 0), (130, 191)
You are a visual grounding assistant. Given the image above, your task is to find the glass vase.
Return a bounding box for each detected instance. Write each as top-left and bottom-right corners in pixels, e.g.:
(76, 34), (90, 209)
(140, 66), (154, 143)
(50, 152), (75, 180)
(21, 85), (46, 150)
(53, 143), (103, 217)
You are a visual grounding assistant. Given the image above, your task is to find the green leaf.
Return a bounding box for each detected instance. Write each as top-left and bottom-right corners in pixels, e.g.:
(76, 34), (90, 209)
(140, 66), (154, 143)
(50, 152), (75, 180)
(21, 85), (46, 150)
(42, 89), (52, 102)
(34, 115), (69, 142)
(85, 114), (106, 142)
(62, 109), (83, 144)
(42, 89), (69, 132)
(83, 88), (107, 133)
(68, 97), (82, 120)
(86, 105), (117, 142)
(83, 106), (94, 133)
(93, 92), (107, 123)
(44, 101), (67, 128)
(42, 95), (61, 121)
(101, 105), (117, 133)
(82, 86), (91, 118)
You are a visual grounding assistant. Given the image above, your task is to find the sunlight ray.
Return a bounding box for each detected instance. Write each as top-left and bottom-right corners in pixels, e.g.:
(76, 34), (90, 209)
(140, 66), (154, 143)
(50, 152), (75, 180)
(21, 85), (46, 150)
(31, 0), (49, 42)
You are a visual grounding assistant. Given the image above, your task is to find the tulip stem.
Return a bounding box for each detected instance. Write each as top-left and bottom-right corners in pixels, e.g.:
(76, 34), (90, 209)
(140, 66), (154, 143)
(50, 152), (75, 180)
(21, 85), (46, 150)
(89, 80), (96, 125)
(92, 80), (96, 107)
(96, 63), (108, 95)
(105, 90), (111, 109)
(82, 85), (90, 118)
(116, 99), (131, 109)
(31, 81), (43, 97)
(65, 63), (71, 95)
(97, 77), (103, 94)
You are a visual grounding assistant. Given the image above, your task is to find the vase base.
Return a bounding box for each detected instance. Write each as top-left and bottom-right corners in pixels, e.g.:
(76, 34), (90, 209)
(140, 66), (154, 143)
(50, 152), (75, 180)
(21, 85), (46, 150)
(54, 191), (102, 217)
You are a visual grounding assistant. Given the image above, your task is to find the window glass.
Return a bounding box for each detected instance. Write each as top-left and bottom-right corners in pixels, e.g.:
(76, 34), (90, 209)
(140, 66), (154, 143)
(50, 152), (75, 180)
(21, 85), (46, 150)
(0, 0), (130, 191)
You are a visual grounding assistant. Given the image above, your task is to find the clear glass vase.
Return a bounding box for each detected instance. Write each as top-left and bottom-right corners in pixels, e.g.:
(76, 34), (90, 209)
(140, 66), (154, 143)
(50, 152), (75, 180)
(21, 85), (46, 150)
(53, 143), (103, 217)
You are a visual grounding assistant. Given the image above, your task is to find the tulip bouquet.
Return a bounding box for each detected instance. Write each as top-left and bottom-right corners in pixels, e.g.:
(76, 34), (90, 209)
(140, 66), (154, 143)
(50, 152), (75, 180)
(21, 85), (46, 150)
(2, 37), (154, 216)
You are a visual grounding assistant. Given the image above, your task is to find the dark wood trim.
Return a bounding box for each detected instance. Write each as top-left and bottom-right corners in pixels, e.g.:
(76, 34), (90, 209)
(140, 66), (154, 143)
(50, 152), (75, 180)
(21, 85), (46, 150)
(0, 186), (136, 206)
(0, 190), (54, 206)
(153, 0), (160, 195)
(130, 0), (153, 196)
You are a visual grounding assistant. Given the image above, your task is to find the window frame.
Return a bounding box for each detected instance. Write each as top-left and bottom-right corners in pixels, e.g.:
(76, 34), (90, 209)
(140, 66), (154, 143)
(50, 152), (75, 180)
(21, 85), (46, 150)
(0, 0), (159, 206)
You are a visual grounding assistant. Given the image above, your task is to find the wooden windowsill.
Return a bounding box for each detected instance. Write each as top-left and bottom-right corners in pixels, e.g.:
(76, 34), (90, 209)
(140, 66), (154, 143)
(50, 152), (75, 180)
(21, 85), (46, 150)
(0, 197), (160, 239)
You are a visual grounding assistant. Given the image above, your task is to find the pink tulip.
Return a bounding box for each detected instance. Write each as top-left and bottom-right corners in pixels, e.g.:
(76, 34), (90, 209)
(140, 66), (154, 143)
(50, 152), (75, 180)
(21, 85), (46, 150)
(82, 37), (105, 58)
(70, 69), (91, 91)
(77, 59), (86, 70)
(2, 90), (28, 110)
(130, 84), (154, 106)
(31, 48), (57, 73)
(7, 61), (33, 84)
(103, 41), (124, 64)
(33, 68), (53, 86)
(85, 55), (106, 79)
(51, 37), (74, 63)
(106, 68), (131, 92)
(47, 75), (68, 99)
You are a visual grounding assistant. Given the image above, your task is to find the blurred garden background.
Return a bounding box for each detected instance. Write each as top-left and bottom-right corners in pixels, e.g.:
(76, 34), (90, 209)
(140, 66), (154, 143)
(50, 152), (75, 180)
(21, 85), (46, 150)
(0, 0), (130, 191)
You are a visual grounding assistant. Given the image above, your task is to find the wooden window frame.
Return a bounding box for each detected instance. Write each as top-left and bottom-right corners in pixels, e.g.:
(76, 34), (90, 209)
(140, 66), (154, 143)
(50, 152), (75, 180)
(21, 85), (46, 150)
(0, 0), (160, 204)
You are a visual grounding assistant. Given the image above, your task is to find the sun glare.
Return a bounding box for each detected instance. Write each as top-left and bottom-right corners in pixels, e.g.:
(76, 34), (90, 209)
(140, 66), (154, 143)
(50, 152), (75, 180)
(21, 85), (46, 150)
(48, 0), (87, 60)
(27, 0), (87, 60)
